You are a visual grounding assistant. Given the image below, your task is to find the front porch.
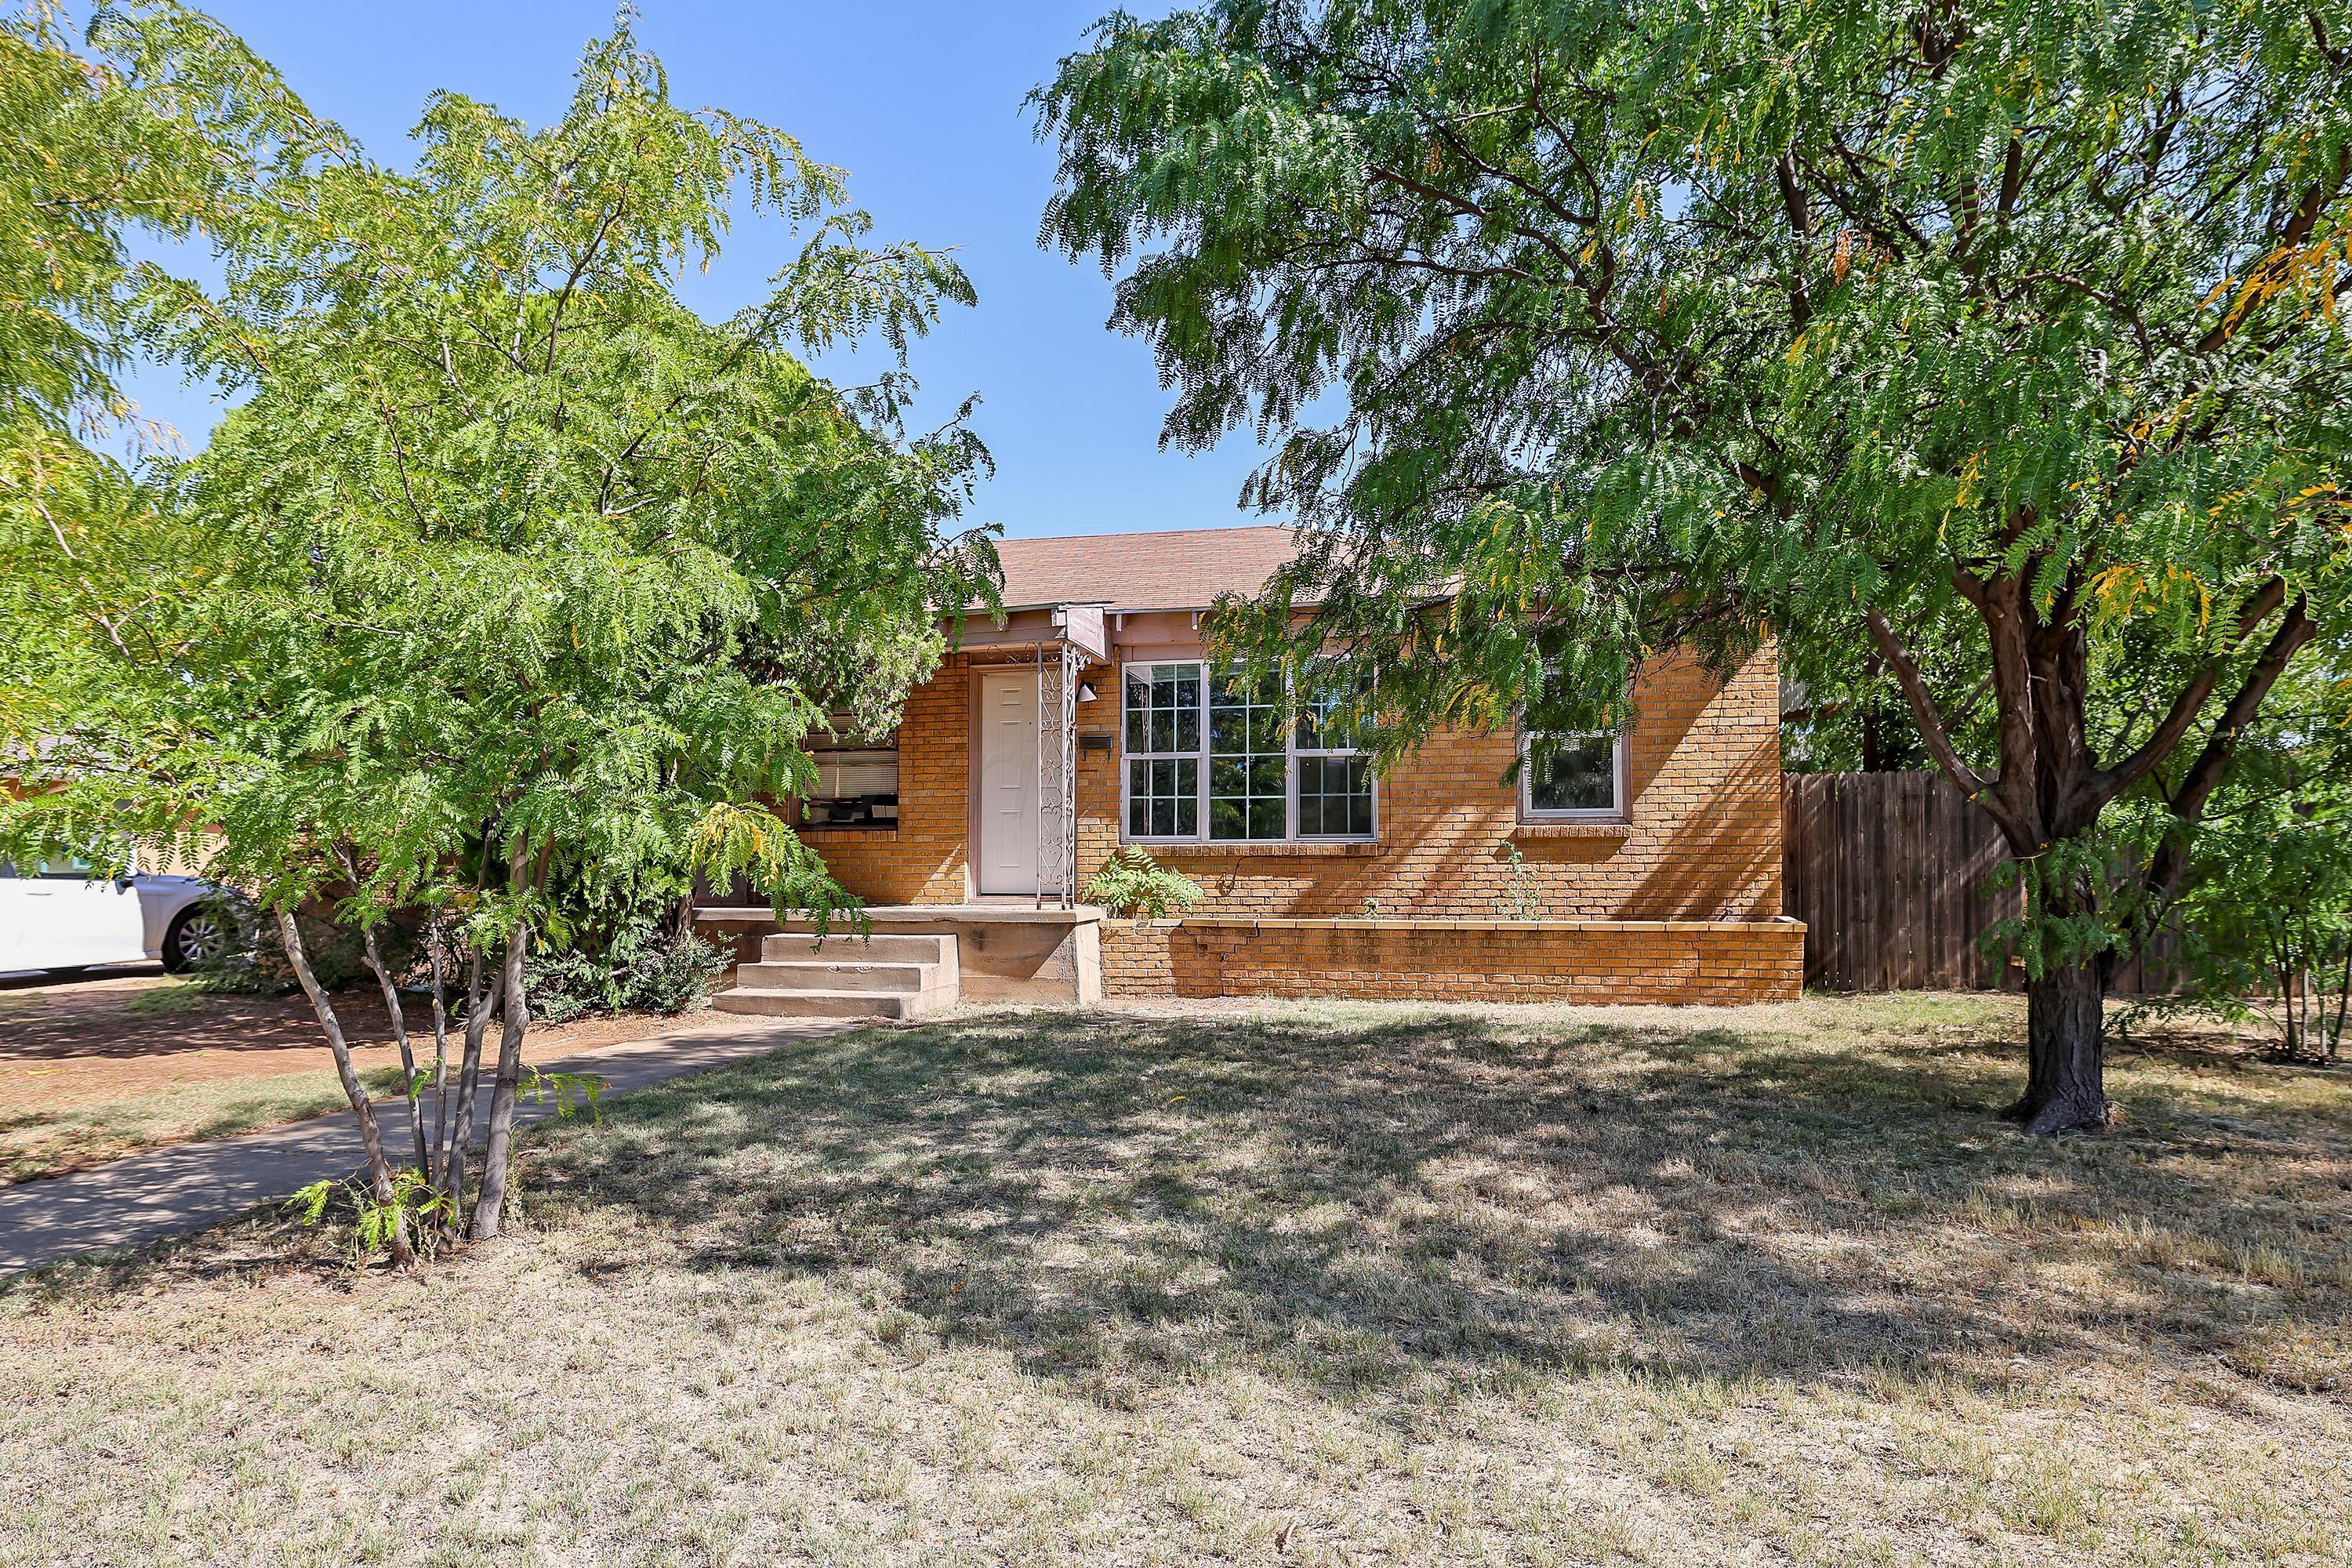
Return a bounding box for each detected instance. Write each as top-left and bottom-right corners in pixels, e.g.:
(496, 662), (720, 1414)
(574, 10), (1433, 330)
(696, 904), (1105, 1016)
(695, 903), (1806, 1017)
(789, 601), (1110, 912)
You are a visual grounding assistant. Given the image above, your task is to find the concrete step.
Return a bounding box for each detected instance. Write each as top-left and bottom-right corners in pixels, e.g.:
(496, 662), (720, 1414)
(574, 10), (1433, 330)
(760, 931), (955, 967)
(733, 960), (941, 994)
(712, 986), (952, 1021)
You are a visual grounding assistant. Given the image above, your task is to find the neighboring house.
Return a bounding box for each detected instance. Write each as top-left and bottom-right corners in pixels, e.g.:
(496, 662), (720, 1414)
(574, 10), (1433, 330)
(701, 524), (1800, 1014)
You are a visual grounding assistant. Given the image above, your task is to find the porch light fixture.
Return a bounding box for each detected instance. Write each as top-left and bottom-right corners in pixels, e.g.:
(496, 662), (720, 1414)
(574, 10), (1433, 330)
(1077, 682), (1098, 703)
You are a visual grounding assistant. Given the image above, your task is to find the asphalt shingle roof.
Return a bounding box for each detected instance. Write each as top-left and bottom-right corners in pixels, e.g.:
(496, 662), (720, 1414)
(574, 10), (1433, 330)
(993, 524), (1299, 614)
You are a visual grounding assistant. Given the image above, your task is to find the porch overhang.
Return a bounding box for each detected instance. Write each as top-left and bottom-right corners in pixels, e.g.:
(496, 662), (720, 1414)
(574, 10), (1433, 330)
(953, 601), (1111, 662)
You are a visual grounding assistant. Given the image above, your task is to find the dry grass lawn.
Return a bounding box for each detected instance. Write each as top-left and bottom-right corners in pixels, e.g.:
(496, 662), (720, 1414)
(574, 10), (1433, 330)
(2, 993), (2348, 1566)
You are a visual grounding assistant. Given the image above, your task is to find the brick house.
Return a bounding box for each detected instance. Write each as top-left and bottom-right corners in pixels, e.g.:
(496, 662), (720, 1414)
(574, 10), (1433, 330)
(700, 524), (1802, 1014)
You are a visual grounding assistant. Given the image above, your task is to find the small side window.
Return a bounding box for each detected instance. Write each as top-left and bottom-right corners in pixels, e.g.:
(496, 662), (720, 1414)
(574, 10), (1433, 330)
(1520, 732), (1625, 818)
(804, 728), (899, 829)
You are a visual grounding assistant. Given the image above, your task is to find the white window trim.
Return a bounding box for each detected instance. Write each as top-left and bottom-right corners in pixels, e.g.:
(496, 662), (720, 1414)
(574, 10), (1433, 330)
(1119, 658), (1379, 844)
(1121, 660), (1205, 841)
(1518, 729), (1629, 820)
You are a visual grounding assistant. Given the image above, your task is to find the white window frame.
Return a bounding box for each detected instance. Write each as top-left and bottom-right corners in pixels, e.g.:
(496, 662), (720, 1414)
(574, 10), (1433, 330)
(1121, 660), (1204, 841)
(1119, 658), (1378, 844)
(1518, 729), (1628, 820)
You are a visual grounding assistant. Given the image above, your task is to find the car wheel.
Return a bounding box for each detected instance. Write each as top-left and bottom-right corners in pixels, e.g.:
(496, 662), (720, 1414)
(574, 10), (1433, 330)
(163, 905), (232, 974)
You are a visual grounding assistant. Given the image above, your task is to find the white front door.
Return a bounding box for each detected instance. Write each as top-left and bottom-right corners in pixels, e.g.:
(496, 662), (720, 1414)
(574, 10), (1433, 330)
(976, 670), (1040, 896)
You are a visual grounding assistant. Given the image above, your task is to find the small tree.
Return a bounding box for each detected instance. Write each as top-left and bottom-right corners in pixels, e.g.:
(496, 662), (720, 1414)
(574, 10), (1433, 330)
(1036, 0), (2352, 1131)
(8, 21), (995, 1250)
(2144, 670), (2352, 1061)
(2184, 797), (2352, 1062)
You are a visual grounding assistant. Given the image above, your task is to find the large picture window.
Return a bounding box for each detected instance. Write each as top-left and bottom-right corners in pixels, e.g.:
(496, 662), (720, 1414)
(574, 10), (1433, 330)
(1123, 661), (1375, 842)
(1519, 730), (1625, 818)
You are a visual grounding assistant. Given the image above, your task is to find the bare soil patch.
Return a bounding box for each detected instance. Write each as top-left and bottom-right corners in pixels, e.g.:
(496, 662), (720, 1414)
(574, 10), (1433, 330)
(0, 971), (695, 1181)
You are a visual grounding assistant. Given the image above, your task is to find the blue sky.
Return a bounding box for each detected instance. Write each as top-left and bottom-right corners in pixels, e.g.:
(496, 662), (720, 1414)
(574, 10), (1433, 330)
(113, 0), (1288, 540)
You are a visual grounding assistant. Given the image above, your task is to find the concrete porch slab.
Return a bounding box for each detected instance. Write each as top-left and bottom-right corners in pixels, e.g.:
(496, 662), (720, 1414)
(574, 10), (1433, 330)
(696, 904), (1105, 925)
(695, 906), (1103, 1006)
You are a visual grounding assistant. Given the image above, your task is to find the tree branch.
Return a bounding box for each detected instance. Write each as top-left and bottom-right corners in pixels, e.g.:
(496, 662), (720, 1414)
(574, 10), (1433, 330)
(2194, 143), (2351, 354)
(1862, 609), (2016, 840)
(2089, 575), (2288, 806)
(1774, 154), (1815, 327)
(2142, 595), (2320, 909)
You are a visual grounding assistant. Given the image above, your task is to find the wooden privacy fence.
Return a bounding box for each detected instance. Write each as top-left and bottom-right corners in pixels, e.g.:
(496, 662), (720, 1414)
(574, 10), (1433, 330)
(1782, 771), (2178, 993)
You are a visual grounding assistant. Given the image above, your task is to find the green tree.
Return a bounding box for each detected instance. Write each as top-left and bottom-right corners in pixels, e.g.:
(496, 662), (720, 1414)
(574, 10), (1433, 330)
(1036, 0), (2352, 1131)
(1, 0), (327, 760)
(6, 21), (995, 1250)
(2135, 666), (2352, 1060)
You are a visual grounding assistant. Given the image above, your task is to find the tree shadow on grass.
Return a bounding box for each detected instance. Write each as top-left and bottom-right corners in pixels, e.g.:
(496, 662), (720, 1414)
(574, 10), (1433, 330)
(528, 1004), (2352, 1412)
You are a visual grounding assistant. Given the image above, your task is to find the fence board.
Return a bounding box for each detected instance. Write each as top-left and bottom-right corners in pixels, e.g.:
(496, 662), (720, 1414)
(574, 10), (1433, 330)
(1784, 771), (2019, 993)
(1781, 771), (2185, 993)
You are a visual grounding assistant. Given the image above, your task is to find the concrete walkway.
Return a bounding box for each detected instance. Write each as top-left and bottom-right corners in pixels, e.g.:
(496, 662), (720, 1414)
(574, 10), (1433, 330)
(0, 1013), (851, 1277)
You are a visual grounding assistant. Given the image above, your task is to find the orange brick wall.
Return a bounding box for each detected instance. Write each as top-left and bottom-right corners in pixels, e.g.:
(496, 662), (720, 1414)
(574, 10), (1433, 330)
(1069, 643), (1783, 922)
(1100, 917), (1803, 1005)
(799, 639), (1791, 1000)
(800, 661), (972, 904)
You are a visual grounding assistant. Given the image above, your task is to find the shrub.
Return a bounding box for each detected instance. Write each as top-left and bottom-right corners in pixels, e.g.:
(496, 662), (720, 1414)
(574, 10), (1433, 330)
(1083, 847), (1204, 920)
(189, 899), (389, 995)
(2167, 793), (2352, 1063)
(523, 913), (732, 1023)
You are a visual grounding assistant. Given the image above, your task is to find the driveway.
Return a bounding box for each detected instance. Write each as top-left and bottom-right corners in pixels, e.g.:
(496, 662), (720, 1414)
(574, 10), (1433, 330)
(0, 1012), (851, 1276)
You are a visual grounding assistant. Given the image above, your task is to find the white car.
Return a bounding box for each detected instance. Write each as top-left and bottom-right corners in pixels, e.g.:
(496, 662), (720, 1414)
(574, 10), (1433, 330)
(0, 858), (238, 975)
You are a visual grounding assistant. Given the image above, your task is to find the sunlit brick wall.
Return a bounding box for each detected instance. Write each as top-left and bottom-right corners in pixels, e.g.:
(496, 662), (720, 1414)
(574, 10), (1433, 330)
(1071, 642), (1783, 923)
(1098, 917), (1803, 1004)
(800, 656), (971, 906)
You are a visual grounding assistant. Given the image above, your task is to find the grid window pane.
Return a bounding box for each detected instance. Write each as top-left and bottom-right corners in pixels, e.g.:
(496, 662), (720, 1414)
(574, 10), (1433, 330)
(1209, 668), (1286, 840)
(1298, 756), (1373, 837)
(1294, 668), (1370, 751)
(1120, 659), (1377, 845)
(1527, 734), (1618, 812)
(1125, 663), (1200, 755)
(1127, 757), (1197, 838)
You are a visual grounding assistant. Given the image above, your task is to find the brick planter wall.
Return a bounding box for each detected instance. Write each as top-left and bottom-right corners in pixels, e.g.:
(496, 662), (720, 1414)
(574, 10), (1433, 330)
(1099, 916), (1804, 1005)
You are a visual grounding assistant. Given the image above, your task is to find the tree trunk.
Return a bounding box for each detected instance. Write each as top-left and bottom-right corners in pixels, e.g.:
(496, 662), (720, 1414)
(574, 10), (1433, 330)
(1861, 649), (1886, 772)
(360, 923), (431, 1180)
(425, 925), (452, 1192)
(278, 908), (413, 1265)
(467, 922), (532, 1242)
(438, 940), (499, 1229)
(2005, 959), (2111, 1134)
(2328, 950), (2350, 1063)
